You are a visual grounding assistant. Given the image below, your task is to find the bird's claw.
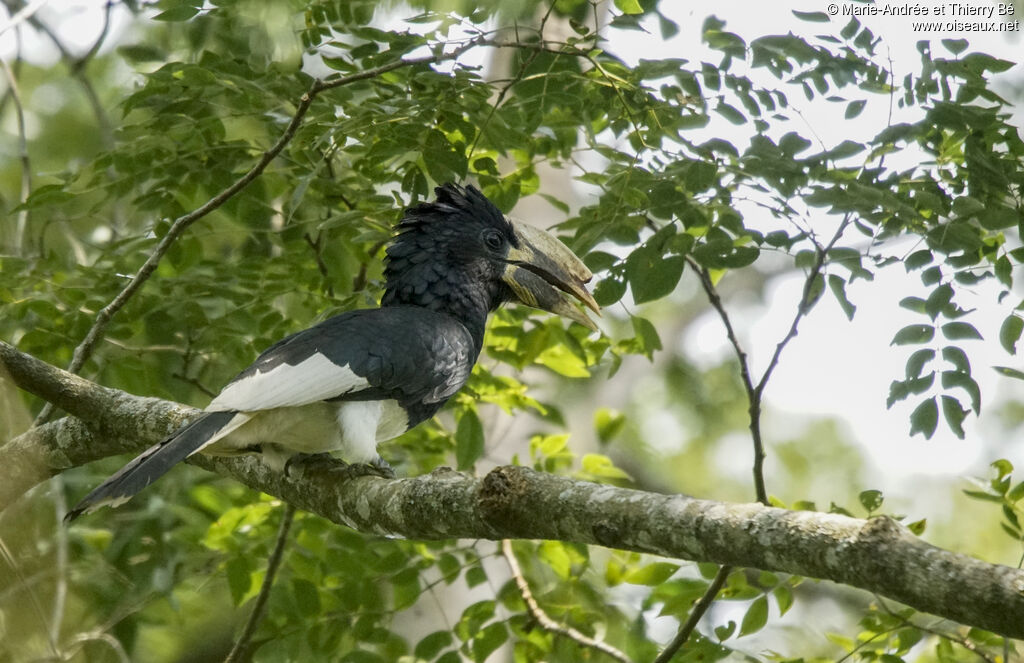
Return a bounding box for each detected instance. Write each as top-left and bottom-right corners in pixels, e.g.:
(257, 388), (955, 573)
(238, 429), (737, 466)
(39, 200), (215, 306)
(336, 457), (395, 480)
(283, 453), (395, 480)
(283, 452), (334, 479)
(370, 456), (396, 479)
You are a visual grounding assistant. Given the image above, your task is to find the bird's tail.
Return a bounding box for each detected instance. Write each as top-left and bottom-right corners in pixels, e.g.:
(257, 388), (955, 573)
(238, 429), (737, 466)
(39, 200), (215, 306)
(65, 410), (245, 522)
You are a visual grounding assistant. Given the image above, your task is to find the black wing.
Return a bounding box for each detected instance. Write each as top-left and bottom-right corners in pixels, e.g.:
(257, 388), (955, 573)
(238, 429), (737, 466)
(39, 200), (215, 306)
(208, 307), (478, 420)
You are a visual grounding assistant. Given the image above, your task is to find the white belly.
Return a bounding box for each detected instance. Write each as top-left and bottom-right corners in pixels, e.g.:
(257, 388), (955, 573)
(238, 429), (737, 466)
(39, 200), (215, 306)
(205, 399), (409, 465)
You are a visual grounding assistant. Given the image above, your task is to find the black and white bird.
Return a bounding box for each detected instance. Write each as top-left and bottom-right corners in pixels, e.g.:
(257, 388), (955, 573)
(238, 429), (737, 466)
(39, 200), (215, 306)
(66, 183), (599, 520)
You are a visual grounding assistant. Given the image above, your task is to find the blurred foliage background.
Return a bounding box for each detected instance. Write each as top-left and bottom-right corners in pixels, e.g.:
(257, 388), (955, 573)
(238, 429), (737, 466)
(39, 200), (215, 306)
(2, 0), (1024, 661)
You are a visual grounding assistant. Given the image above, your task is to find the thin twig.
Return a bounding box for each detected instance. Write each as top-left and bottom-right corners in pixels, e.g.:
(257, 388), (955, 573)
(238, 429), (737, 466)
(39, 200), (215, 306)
(465, 5), (554, 162)
(0, 56), (30, 254)
(501, 539), (629, 663)
(0, 536), (60, 658)
(660, 215), (857, 662)
(0, 0), (47, 37)
(754, 214), (853, 398)
(50, 479), (69, 646)
(170, 372), (217, 398)
(684, 257), (766, 504)
(352, 239), (386, 293)
(71, 0), (114, 73)
(223, 503), (296, 663)
(874, 596), (998, 663)
(835, 627), (898, 663)
(59, 631), (132, 663)
(303, 232), (334, 296)
(9, 0), (115, 143)
(652, 565), (731, 663)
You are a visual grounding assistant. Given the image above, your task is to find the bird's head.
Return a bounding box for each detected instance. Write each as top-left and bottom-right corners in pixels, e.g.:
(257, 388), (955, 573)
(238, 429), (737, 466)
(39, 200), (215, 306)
(382, 184), (600, 332)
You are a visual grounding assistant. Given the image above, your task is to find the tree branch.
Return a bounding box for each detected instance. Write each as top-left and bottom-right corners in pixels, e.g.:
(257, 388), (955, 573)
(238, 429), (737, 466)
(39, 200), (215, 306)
(651, 565), (731, 663)
(223, 504), (295, 663)
(0, 56), (30, 254)
(3, 341), (1024, 639)
(501, 539), (630, 663)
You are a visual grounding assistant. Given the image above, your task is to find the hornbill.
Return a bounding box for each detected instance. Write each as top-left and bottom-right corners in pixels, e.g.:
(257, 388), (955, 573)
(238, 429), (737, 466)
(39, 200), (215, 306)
(66, 183), (599, 521)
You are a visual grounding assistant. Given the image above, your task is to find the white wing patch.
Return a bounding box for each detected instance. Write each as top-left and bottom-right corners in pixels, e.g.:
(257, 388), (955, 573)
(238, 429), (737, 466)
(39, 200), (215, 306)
(207, 353), (369, 413)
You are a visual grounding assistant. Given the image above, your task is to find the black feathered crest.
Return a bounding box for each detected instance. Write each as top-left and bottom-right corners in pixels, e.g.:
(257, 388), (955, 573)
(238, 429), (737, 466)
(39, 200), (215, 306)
(396, 183), (512, 237)
(382, 184), (516, 313)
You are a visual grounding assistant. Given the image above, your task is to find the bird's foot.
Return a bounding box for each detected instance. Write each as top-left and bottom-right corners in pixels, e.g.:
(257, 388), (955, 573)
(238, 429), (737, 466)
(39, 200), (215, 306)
(283, 452), (334, 479)
(332, 456), (396, 480)
(369, 456), (396, 479)
(283, 453), (395, 481)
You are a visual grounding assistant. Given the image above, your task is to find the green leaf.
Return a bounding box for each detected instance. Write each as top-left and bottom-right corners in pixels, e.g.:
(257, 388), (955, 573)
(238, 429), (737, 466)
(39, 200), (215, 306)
(739, 596), (769, 636)
(996, 256), (1012, 287)
(225, 556), (252, 606)
(614, 0), (644, 14)
(824, 140), (865, 160)
(941, 395), (967, 439)
(14, 183), (73, 211)
(773, 585), (794, 616)
(845, 100), (867, 119)
(714, 621), (737, 641)
(292, 578), (321, 616)
(415, 631), (453, 660)
(941, 346), (971, 373)
(624, 562), (679, 586)
(792, 10), (830, 22)
(907, 518), (927, 535)
(942, 38), (969, 54)
(455, 408), (484, 470)
(891, 324), (934, 345)
(980, 207), (1018, 230)
(909, 397), (939, 439)
(631, 315), (663, 359)
(898, 297), (927, 314)
(992, 458), (1014, 479)
(715, 102), (747, 125)
(828, 274), (856, 320)
(858, 489), (883, 513)
(941, 370), (981, 413)
(594, 408), (626, 444)
(962, 52), (1014, 74)
(581, 453), (633, 481)
(536, 344), (590, 378)
(472, 623), (508, 662)
(905, 348), (935, 379)
(941, 322), (982, 341)
(1000, 315), (1024, 354)
(921, 266), (943, 286)
(594, 276), (627, 306)
(1007, 481), (1024, 503)
(457, 600), (496, 642)
(904, 250), (933, 271)
(626, 239), (685, 305)
(538, 541), (572, 579)
(994, 366), (1024, 381)
(963, 489), (1003, 503)
(924, 284), (953, 320)
(153, 5), (199, 21)
(465, 566), (488, 588)
(118, 44), (166, 63)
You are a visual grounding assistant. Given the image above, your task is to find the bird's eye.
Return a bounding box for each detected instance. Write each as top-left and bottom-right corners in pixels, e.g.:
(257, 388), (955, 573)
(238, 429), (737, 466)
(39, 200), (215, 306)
(483, 230), (504, 251)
